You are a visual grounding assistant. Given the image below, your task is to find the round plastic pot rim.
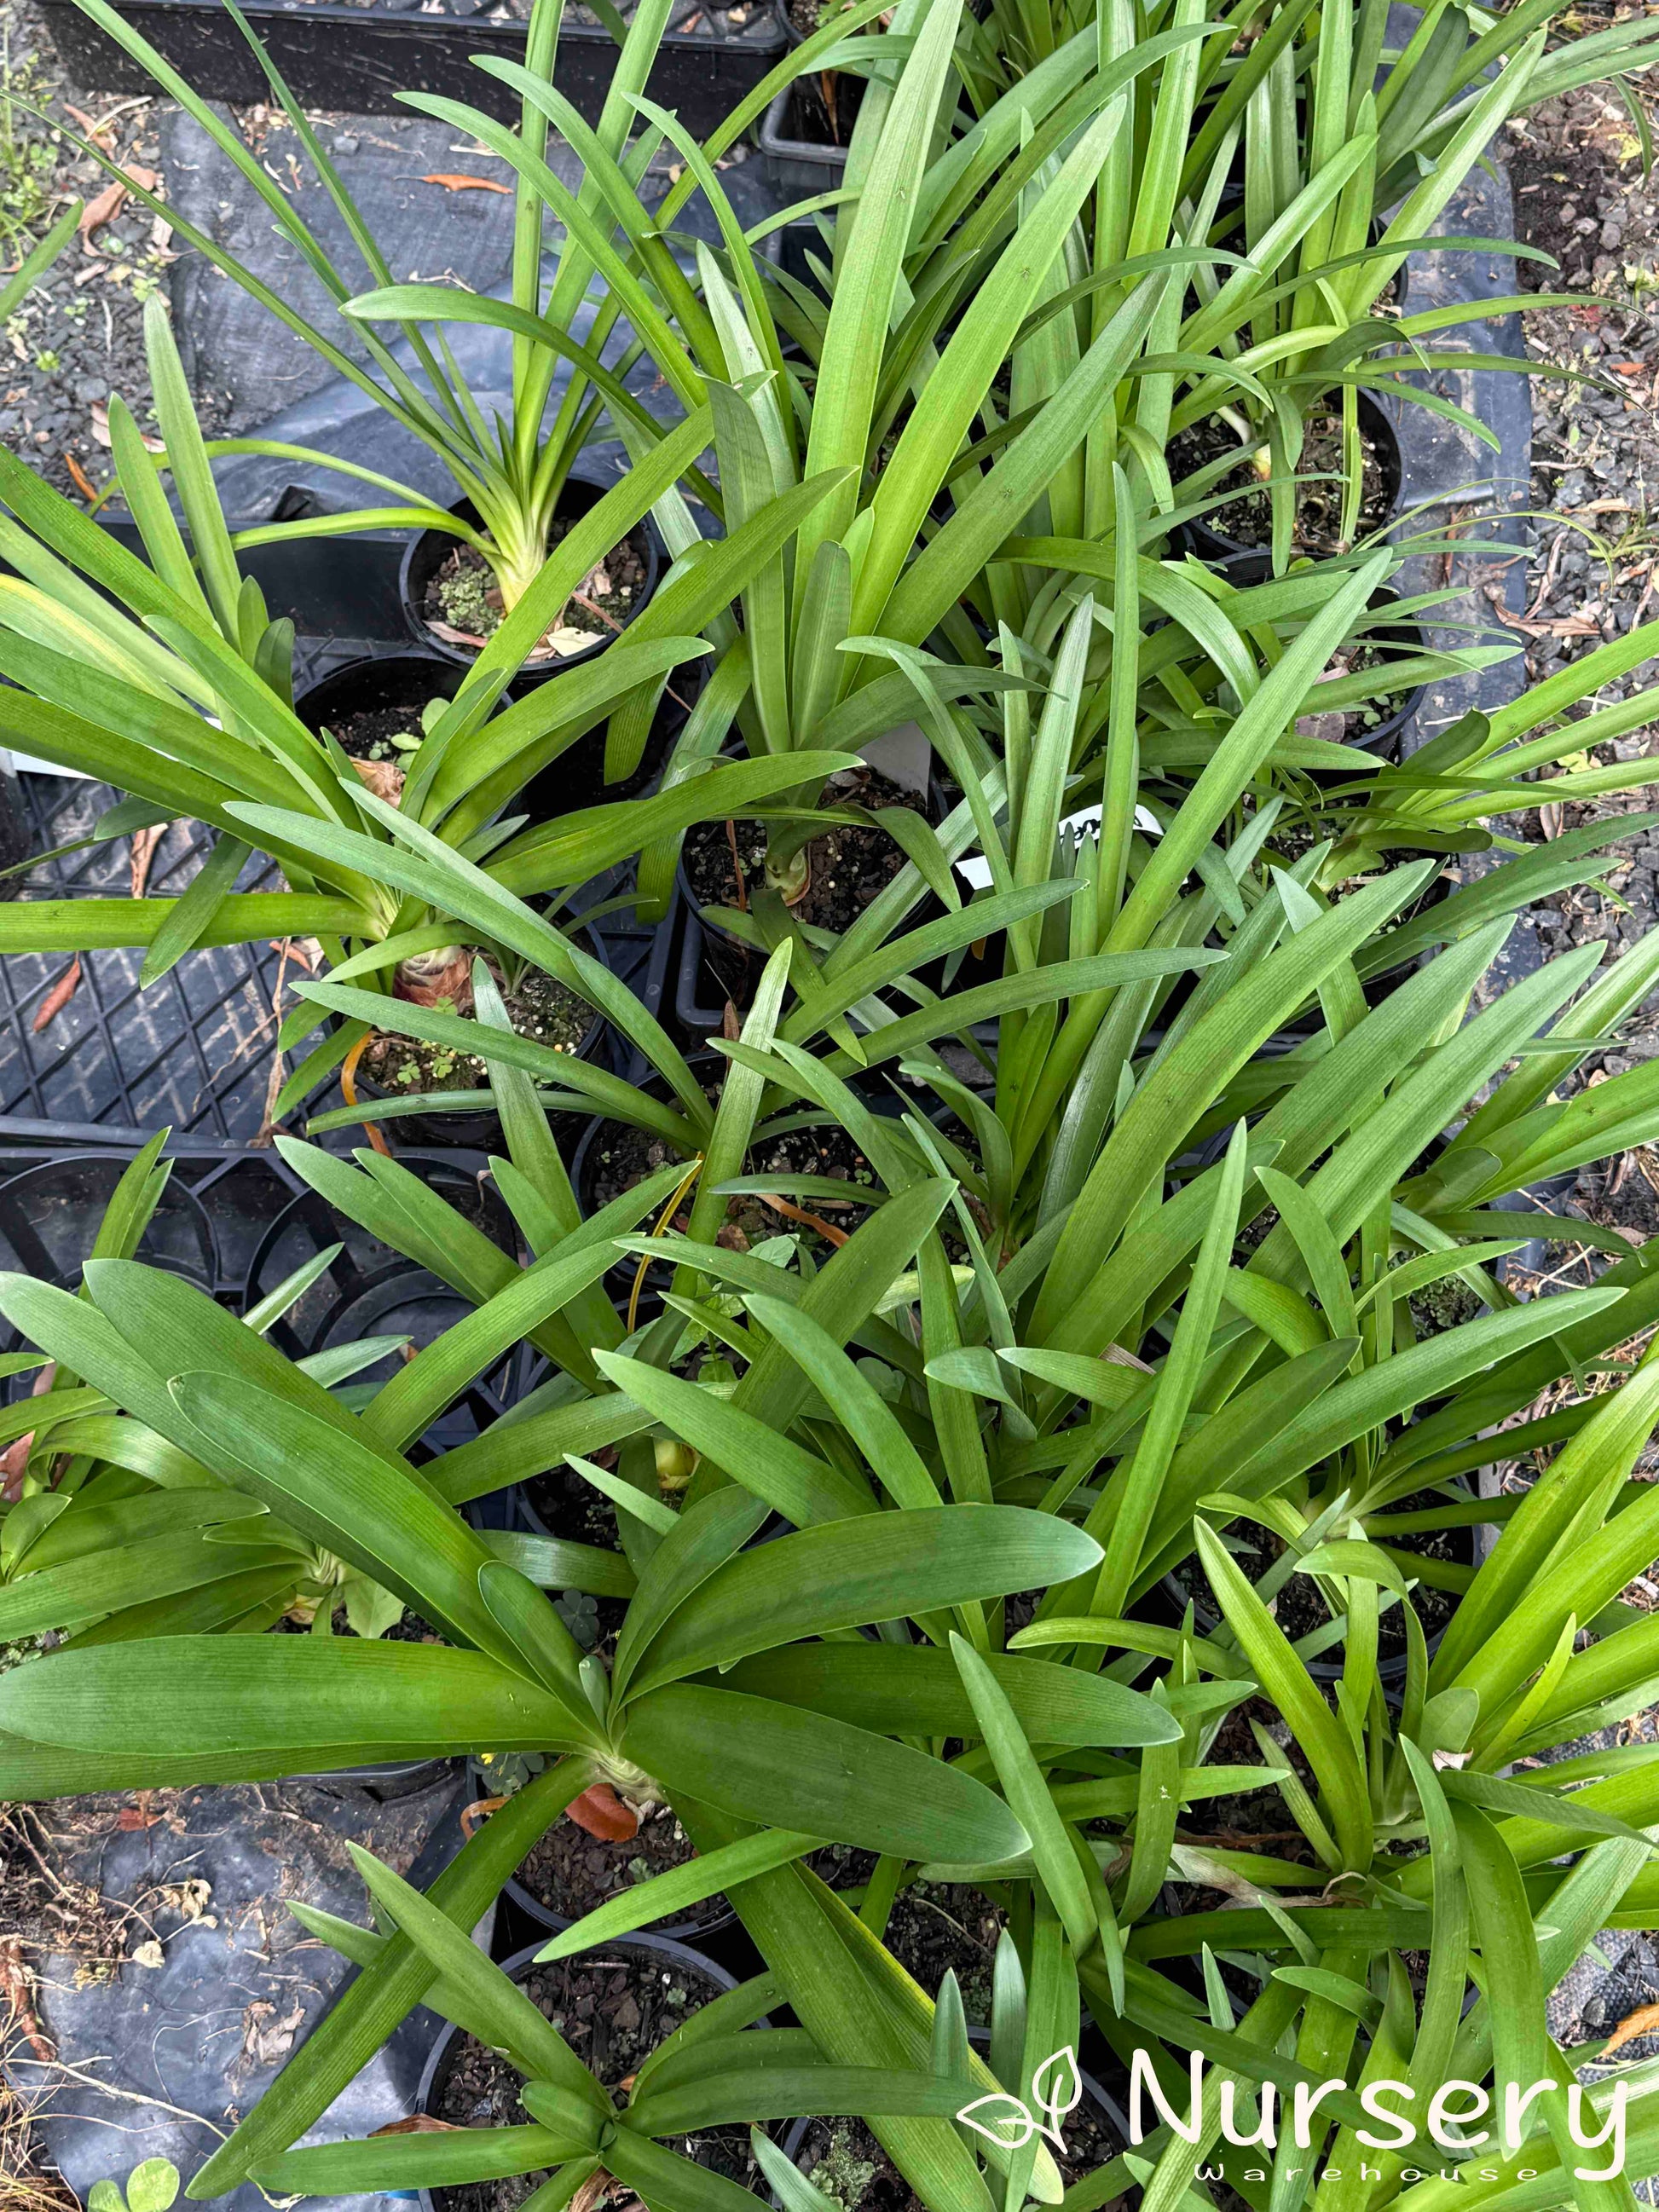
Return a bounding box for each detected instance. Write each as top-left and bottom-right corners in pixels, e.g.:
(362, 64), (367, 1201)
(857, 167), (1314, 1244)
(413, 1930), (743, 2212)
(463, 1760), (743, 1949)
(397, 462), (663, 679)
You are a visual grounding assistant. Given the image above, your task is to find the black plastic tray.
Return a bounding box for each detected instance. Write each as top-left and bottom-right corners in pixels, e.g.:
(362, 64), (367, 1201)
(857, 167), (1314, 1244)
(0, 722), (677, 1146)
(0, 1138), (551, 1458)
(40, 0), (786, 135)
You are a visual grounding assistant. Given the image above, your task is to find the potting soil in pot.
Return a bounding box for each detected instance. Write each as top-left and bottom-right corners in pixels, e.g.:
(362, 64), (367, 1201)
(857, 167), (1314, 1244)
(683, 765), (928, 935)
(590, 1115), (880, 1262)
(359, 969), (591, 1097)
(808, 1852), (1005, 2020)
(1169, 409), (1392, 553)
(423, 523), (650, 661)
(1170, 1497), (1468, 1662)
(792, 2088), (1125, 2212)
(512, 1799), (714, 1934)
(325, 701), (431, 766)
(424, 1949), (760, 2212)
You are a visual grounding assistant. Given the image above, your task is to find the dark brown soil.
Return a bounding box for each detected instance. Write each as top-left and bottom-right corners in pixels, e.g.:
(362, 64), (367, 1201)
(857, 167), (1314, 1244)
(795, 2086), (1125, 2212)
(422, 517), (650, 663)
(361, 967), (590, 1098)
(586, 1110), (880, 1266)
(809, 1853), (1006, 2020)
(513, 1800), (722, 1934)
(426, 1949), (759, 2212)
(275, 1605), (447, 1642)
(1155, 1692), (1316, 1871)
(683, 765), (929, 938)
(326, 702), (429, 765)
(1170, 1493), (1467, 1662)
(1170, 410), (1392, 552)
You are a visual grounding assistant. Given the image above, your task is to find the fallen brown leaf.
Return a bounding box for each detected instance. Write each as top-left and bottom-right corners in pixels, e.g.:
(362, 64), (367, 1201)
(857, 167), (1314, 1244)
(78, 178), (129, 239)
(32, 956), (82, 1033)
(420, 172), (512, 193)
(1540, 799), (1565, 840)
(460, 1794), (507, 1840)
(349, 754), (406, 806)
(760, 1193), (850, 1247)
(340, 1031), (393, 1160)
(0, 1938), (54, 2063)
(64, 452), (97, 503)
(65, 101), (115, 143)
(424, 617), (489, 648)
(566, 1782), (639, 1841)
(90, 399), (163, 453)
(130, 821), (165, 898)
(1604, 2001), (1659, 2057)
(372, 2115), (460, 2136)
(239, 1998), (304, 2069)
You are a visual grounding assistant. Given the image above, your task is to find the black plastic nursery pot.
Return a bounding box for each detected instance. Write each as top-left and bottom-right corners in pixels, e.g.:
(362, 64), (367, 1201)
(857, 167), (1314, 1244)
(413, 1933), (756, 2212)
(571, 1049), (908, 1300)
(517, 679), (700, 822)
(399, 472), (662, 678)
(295, 650), (465, 781)
(757, 0), (858, 196)
(243, 1152), (539, 1444)
(1171, 390), (1404, 569)
(1216, 555), (1431, 762)
(469, 1757), (743, 1949)
(673, 733), (940, 1031)
(40, 0), (786, 136)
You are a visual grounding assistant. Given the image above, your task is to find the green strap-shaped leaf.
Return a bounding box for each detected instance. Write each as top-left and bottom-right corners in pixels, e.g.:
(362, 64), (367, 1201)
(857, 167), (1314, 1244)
(251, 2128), (587, 2194)
(536, 1829), (823, 1961)
(622, 1507), (1103, 1699)
(0, 1637), (586, 1770)
(1193, 1521), (1370, 1871)
(716, 1640), (1178, 1748)
(347, 1840), (610, 2112)
(592, 1349), (877, 1528)
(950, 1632), (1096, 1961)
(622, 1683), (1028, 1863)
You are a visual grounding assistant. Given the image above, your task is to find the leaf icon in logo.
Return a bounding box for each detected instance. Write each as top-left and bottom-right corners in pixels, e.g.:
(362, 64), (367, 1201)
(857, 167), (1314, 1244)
(1029, 2047), (1082, 2149)
(955, 2093), (1037, 2151)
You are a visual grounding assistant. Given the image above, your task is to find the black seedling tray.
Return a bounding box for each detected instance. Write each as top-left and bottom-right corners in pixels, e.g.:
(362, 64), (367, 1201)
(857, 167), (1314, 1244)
(41, 0), (785, 135)
(0, 1138), (550, 1458)
(0, 636), (353, 1148)
(0, 718), (677, 1146)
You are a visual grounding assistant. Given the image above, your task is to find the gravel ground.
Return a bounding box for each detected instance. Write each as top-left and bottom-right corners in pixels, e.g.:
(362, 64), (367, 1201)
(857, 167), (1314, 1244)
(0, 0), (225, 500)
(1493, 47), (1659, 1245)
